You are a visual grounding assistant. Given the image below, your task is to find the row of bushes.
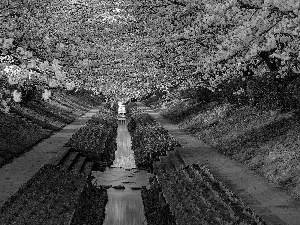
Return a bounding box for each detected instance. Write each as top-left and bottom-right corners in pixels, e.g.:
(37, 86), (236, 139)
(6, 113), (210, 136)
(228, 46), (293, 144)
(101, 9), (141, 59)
(141, 176), (176, 225)
(67, 103), (118, 165)
(0, 164), (109, 225)
(127, 105), (180, 169)
(70, 178), (108, 225)
(0, 164), (87, 224)
(155, 164), (266, 225)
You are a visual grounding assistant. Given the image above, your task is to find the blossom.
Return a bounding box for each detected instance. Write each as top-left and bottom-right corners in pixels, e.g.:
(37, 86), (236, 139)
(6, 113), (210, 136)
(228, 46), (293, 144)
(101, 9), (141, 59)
(0, 100), (10, 113)
(42, 89), (52, 101)
(39, 61), (50, 71)
(49, 79), (58, 88)
(2, 38), (14, 49)
(4, 65), (22, 85)
(66, 81), (76, 90)
(12, 90), (22, 103)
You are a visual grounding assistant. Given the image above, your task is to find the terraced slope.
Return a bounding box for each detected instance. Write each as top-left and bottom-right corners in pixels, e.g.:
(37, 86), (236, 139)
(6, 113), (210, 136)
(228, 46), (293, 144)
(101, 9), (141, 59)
(154, 164), (266, 225)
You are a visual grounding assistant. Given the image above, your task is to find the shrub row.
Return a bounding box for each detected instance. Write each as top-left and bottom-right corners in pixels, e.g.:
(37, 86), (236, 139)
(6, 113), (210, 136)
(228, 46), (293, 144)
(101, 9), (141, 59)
(0, 164), (87, 225)
(0, 164), (109, 225)
(155, 164), (266, 225)
(67, 106), (118, 165)
(141, 176), (176, 225)
(128, 108), (180, 169)
(70, 179), (108, 225)
(127, 108), (157, 133)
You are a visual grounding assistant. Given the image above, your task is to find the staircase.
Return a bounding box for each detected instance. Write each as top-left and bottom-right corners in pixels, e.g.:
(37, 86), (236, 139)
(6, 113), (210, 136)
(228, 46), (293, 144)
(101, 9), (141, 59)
(47, 147), (95, 225)
(49, 146), (94, 176)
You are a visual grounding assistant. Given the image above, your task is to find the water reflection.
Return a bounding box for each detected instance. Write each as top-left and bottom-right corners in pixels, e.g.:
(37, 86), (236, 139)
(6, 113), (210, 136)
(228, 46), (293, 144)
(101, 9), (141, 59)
(104, 189), (147, 225)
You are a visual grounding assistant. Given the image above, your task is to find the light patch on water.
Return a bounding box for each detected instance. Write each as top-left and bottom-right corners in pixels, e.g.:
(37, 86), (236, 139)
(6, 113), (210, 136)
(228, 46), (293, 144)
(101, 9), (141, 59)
(92, 168), (152, 189)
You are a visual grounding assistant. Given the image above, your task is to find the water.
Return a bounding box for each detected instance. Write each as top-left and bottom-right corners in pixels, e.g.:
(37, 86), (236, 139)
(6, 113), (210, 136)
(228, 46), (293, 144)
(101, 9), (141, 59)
(92, 115), (153, 225)
(103, 189), (147, 225)
(112, 118), (135, 170)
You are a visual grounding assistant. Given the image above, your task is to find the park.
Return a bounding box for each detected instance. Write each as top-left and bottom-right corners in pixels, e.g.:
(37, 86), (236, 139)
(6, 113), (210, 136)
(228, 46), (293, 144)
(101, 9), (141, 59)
(1, 0), (300, 224)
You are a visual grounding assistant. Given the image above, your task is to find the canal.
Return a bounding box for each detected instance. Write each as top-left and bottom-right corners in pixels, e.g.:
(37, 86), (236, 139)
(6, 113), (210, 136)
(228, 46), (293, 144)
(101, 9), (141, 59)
(91, 109), (153, 225)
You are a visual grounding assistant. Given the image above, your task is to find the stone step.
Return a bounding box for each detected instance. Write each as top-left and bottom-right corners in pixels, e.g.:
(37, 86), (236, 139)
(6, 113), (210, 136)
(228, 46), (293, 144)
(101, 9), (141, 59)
(48, 147), (72, 166)
(72, 156), (86, 173)
(60, 151), (79, 171)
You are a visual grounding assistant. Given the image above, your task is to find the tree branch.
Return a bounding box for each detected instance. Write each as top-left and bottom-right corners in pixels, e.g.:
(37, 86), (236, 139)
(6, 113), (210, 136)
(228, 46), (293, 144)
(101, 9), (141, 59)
(167, 0), (186, 7)
(237, 0), (297, 18)
(236, 0), (261, 10)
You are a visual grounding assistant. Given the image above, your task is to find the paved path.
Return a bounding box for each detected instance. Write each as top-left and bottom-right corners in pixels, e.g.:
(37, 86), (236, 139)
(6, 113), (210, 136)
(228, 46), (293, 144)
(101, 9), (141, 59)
(0, 104), (105, 208)
(137, 102), (300, 225)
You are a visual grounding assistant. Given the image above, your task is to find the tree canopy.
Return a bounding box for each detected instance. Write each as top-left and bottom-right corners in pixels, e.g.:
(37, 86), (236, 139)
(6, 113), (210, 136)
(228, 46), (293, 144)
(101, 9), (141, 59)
(0, 0), (300, 104)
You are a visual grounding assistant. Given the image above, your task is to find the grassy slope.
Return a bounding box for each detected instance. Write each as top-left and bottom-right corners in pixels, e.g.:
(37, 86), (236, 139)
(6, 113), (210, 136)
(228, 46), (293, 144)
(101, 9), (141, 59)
(0, 90), (103, 168)
(153, 98), (300, 199)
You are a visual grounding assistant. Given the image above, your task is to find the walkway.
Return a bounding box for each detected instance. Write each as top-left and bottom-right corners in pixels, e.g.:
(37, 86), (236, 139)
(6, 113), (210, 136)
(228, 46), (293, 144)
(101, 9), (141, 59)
(0, 103), (105, 208)
(137, 102), (300, 225)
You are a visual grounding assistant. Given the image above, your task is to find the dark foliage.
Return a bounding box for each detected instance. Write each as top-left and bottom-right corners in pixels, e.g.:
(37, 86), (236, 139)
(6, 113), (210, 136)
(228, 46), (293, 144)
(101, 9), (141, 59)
(141, 177), (176, 225)
(71, 180), (108, 225)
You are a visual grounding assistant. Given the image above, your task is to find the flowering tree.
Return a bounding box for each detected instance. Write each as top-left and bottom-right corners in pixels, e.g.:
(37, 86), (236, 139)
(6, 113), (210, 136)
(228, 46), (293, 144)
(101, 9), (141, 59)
(1, 0), (300, 112)
(127, 0), (300, 106)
